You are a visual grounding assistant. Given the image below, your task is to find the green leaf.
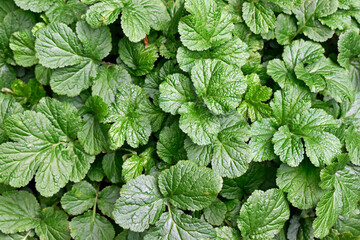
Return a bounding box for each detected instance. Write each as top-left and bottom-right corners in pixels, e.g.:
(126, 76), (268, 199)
(212, 112), (251, 178)
(216, 226), (241, 240)
(144, 209), (216, 240)
(91, 65), (132, 105)
(319, 12), (353, 30)
(179, 102), (221, 145)
(50, 59), (98, 97)
(237, 73), (272, 122)
(60, 181), (96, 215)
(113, 175), (165, 232)
(0, 191), (40, 234)
(275, 14), (297, 45)
(35, 22), (86, 69)
(338, 30), (360, 70)
(277, 160), (325, 209)
(345, 126), (360, 165)
(78, 96), (109, 155)
(69, 211), (115, 240)
(313, 157), (360, 238)
(0, 98), (94, 196)
(85, 1), (121, 28)
(97, 185), (120, 218)
(45, 0), (86, 25)
(273, 125), (304, 167)
(104, 82), (152, 150)
(242, 1), (276, 34)
(237, 189), (290, 239)
(184, 137), (213, 166)
(287, 215), (314, 240)
(266, 0), (305, 10)
(292, 0), (336, 42)
(35, 65), (52, 85)
(0, 94), (23, 143)
(158, 73), (196, 115)
(203, 199), (227, 226)
(76, 21), (112, 61)
(121, 0), (170, 42)
(271, 87), (311, 125)
(9, 29), (37, 67)
(118, 38), (158, 76)
(35, 207), (70, 240)
(249, 118), (278, 162)
(334, 211), (360, 236)
(158, 160), (223, 211)
(191, 59), (247, 114)
(178, 0), (234, 51)
(157, 122), (187, 164)
(102, 152), (123, 184)
(14, 0), (53, 12)
(176, 37), (250, 72)
(267, 59), (297, 88)
(122, 149), (155, 182)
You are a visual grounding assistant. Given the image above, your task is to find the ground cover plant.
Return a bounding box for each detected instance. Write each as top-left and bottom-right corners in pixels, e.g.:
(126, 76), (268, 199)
(0, 0), (360, 239)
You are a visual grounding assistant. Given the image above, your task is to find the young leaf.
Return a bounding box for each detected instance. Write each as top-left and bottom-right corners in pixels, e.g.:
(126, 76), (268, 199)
(9, 29), (37, 67)
(237, 189), (290, 239)
(113, 175), (166, 232)
(158, 160), (223, 211)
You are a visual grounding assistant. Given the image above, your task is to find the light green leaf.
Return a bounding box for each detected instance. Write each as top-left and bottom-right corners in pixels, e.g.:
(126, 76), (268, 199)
(345, 126), (360, 165)
(104, 82), (152, 149)
(69, 211), (115, 240)
(203, 199), (227, 226)
(212, 113), (251, 178)
(292, 0), (336, 42)
(97, 185), (120, 218)
(266, 0), (305, 10)
(237, 189), (290, 239)
(242, 1), (276, 34)
(50, 59), (98, 97)
(9, 29), (37, 67)
(184, 137), (213, 166)
(61, 181), (96, 215)
(216, 226), (241, 240)
(144, 209), (216, 240)
(76, 21), (112, 61)
(275, 14), (297, 45)
(122, 149), (155, 182)
(313, 157), (360, 238)
(113, 175), (165, 232)
(249, 118), (278, 162)
(0, 94), (23, 144)
(157, 122), (187, 164)
(35, 207), (70, 240)
(179, 103), (221, 145)
(85, 1), (121, 28)
(277, 161), (325, 209)
(118, 38), (158, 76)
(121, 0), (169, 42)
(102, 152), (123, 184)
(238, 73), (272, 122)
(35, 22), (85, 69)
(158, 73), (196, 115)
(176, 37), (249, 72)
(191, 59), (247, 114)
(273, 125), (304, 167)
(0, 191), (40, 234)
(14, 0), (53, 12)
(45, 0), (86, 25)
(270, 87), (311, 125)
(91, 65), (132, 105)
(178, 0), (234, 51)
(158, 160), (223, 211)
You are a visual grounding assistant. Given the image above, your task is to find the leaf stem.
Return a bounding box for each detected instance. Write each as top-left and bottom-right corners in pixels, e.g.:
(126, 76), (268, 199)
(92, 183), (101, 222)
(22, 231), (31, 240)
